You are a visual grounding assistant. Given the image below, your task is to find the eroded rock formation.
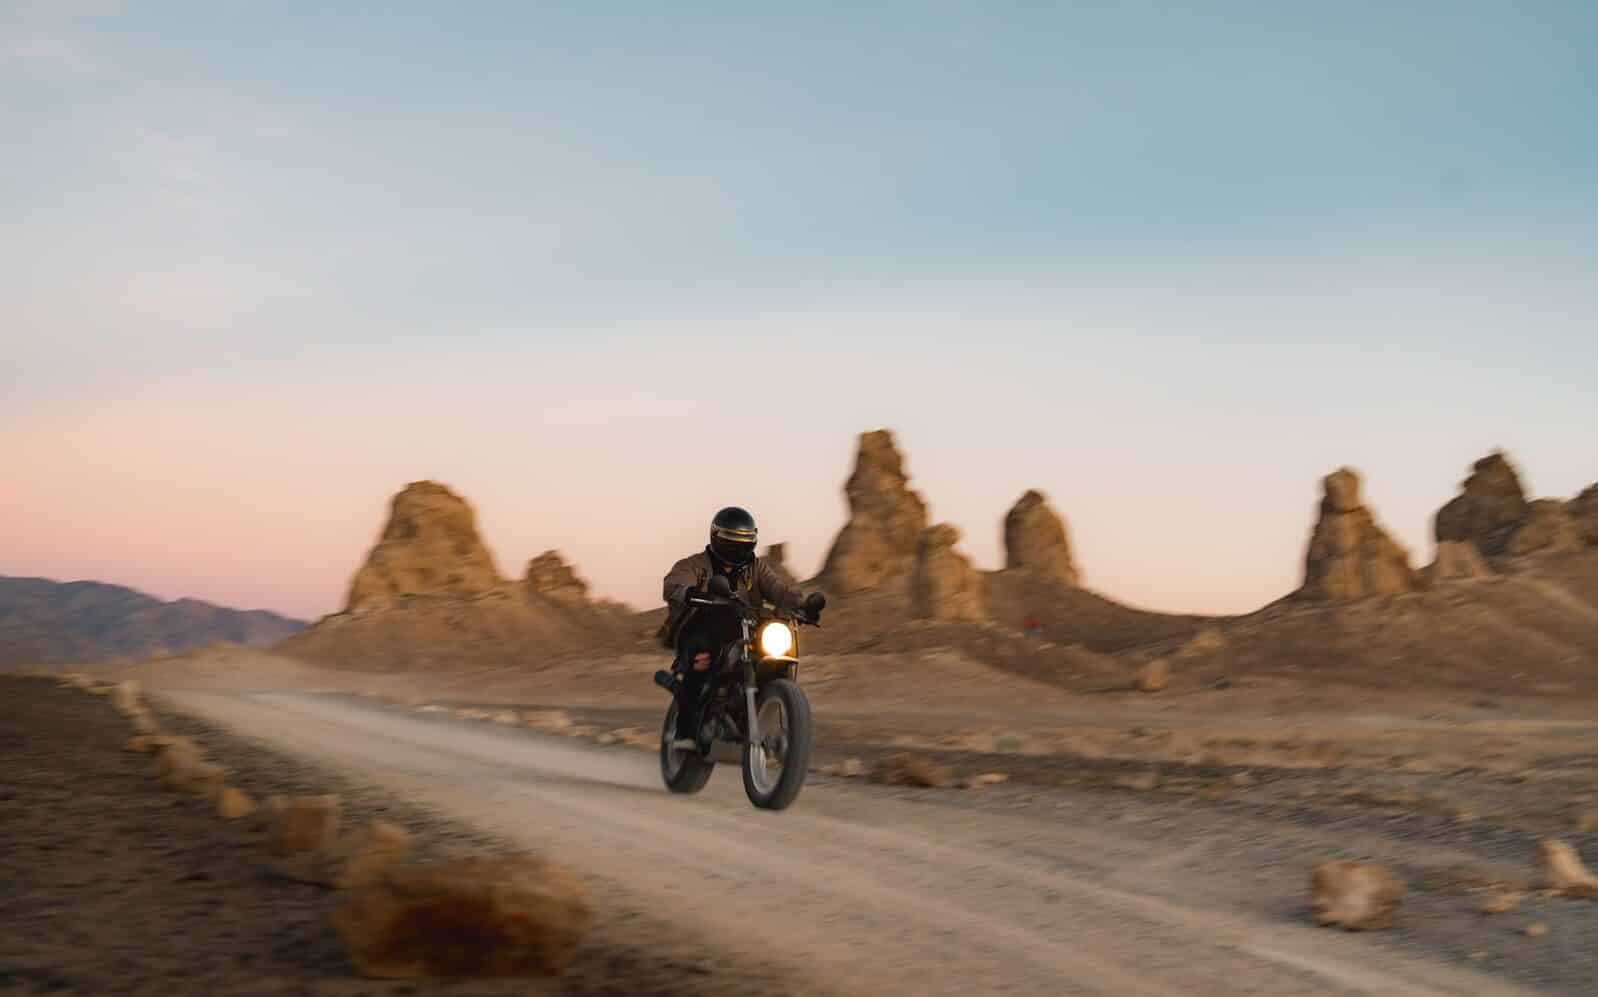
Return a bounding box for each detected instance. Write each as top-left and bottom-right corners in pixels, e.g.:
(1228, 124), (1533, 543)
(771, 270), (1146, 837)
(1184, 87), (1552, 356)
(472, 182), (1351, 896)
(1434, 452), (1531, 558)
(911, 524), (985, 621)
(1300, 468), (1419, 601)
(523, 551), (589, 605)
(345, 482), (502, 613)
(818, 430), (929, 592)
(1002, 490), (1080, 586)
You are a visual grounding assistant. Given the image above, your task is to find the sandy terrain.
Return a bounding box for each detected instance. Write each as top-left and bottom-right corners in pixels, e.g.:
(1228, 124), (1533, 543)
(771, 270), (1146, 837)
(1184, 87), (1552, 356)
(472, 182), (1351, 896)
(0, 678), (831, 997)
(134, 685), (1598, 995)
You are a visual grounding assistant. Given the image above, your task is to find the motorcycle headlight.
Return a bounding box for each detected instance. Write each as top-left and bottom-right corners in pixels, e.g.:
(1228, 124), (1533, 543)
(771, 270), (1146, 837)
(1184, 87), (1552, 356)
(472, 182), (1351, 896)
(758, 621), (794, 658)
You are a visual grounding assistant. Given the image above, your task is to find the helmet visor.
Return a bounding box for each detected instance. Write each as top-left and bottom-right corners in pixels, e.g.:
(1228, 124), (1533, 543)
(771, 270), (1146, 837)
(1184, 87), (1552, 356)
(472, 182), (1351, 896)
(710, 528), (757, 566)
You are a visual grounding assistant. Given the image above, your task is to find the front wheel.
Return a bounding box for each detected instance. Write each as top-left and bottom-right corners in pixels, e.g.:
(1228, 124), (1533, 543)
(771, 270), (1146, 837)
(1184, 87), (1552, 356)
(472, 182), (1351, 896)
(660, 700), (714, 794)
(742, 679), (811, 811)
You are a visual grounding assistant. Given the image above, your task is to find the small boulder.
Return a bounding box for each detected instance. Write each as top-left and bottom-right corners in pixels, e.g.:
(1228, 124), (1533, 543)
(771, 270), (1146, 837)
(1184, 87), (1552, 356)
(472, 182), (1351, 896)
(827, 758), (866, 778)
(1539, 839), (1598, 899)
(111, 679), (142, 716)
(163, 760), (226, 799)
(869, 753), (953, 789)
(152, 741), (204, 779)
(217, 787), (257, 820)
(1480, 892), (1522, 915)
(1176, 629), (1226, 658)
(1311, 861), (1405, 930)
(523, 710), (572, 732)
(964, 772), (1010, 789)
(274, 821), (413, 889)
(127, 708), (160, 735)
(1524, 922), (1549, 938)
(1135, 659), (1170, 693)
(272, 795), (343, 856)
(332, 855), (592, 978)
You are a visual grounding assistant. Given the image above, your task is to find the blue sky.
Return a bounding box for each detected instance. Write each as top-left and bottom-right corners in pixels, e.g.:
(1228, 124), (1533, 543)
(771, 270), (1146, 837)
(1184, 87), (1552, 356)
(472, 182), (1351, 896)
(3, 1), (1595, 618)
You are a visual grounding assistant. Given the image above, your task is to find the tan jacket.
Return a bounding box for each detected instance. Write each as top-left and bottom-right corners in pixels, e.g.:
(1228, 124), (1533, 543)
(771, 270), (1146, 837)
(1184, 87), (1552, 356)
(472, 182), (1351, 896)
(657, 550), (804, 649)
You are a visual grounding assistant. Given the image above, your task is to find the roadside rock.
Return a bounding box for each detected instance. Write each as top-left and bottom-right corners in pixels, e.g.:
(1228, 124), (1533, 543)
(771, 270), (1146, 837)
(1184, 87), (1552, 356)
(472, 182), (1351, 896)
(1435, 452), (1531, 558)
(1002, 490), (1080, 586)
(1481, 892), (1523, 915)
(1176, 628), (1227, 658)
(1508, 500), (1581, 557)
(819, 430), (929, 592)
(111, 679), (141, 716)
(1311, 860), (1405, 930)
(1524, 921), (1549, 938)
(826, 758), (865, 778)
(162, 759), (226, 799)
(523, 710), (572, 732)
(911, 524), (985, 621)
(273, 821), (413, 889)
(271, 795), (343, 856)
(345, 481), (503, 613)
(127, 708), (160, 735)
(1135, 659), (1170, 693)
(217, 787), (257, 820)
(1539, 839), (1598, 898)
(332, 855), (593, 978)
(964, 772), (1010, 789)
(1300, 468), (1419, 601)
(151, 741), (204, 779)
(523, 551), (589, 605)
(1427, 540), (1491, 583)
(870, 753), (953, 789)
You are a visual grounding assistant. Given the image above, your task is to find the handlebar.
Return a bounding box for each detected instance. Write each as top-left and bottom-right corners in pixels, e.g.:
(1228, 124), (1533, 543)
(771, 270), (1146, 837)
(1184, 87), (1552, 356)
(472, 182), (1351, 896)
(687, 594), (818, 626)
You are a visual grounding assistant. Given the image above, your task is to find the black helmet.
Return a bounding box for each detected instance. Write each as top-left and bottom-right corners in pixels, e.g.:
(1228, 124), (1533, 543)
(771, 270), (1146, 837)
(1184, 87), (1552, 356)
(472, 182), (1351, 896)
(709, 506), (758, 566)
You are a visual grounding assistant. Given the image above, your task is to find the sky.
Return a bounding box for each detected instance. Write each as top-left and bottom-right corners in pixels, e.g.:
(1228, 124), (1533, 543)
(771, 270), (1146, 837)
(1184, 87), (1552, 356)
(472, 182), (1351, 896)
(3, 1), (1595, 621)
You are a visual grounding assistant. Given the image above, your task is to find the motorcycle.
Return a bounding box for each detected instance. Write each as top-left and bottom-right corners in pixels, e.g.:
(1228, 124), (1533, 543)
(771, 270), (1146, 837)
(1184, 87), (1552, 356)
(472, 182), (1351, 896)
(653, 575), (825, 810)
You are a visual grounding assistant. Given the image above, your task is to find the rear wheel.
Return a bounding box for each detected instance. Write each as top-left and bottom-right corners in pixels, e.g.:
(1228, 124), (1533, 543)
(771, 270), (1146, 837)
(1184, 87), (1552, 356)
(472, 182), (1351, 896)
(660, 700), (714, 794)
(742, 679), (811, 811)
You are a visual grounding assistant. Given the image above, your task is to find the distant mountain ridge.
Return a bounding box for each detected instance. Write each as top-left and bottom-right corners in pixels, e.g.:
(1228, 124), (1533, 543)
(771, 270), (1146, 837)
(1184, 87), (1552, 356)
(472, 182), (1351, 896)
(0, 575), (307, 666)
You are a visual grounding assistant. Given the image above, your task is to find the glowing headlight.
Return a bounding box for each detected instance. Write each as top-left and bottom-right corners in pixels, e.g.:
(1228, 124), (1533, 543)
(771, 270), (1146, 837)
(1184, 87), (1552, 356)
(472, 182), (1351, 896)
(758, 621), (794, 658)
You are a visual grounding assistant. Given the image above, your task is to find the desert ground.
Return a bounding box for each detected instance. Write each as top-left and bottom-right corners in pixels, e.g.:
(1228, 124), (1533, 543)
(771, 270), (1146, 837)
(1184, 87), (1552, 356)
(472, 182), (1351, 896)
(8, 439), (1598, 994)
(10, 635), (1598, 996)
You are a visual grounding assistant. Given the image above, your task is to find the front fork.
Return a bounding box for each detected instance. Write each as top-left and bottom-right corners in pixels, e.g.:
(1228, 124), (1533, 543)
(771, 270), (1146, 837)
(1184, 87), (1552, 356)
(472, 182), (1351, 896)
(743, 661), (761, 746)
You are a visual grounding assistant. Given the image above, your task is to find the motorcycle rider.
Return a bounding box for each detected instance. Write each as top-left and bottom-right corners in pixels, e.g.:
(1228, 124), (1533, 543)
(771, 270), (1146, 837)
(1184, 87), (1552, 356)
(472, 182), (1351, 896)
(659, 506), (823, 746)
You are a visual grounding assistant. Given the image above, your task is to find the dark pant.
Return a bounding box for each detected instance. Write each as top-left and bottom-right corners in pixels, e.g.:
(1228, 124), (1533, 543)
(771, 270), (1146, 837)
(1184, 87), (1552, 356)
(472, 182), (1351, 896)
(673, 607), (740, 742)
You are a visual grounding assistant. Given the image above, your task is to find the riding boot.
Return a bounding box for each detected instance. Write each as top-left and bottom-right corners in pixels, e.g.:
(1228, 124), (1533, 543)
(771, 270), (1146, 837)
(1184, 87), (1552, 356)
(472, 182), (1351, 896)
(675, 671), (709, 748)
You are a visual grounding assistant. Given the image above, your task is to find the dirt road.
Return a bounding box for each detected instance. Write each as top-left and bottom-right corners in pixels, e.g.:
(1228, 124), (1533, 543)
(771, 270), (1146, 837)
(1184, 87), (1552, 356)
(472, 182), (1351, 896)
(153, 690), (1580, 997)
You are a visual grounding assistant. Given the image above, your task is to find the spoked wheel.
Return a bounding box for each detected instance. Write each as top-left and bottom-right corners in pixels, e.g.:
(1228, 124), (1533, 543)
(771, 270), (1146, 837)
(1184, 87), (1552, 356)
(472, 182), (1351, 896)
(742, 679), (811, 810)
(660, 699), (714, 794)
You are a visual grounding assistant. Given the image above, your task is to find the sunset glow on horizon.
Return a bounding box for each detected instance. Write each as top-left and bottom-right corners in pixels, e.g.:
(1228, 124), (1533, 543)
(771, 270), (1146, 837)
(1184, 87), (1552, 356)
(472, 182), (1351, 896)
(5, 3), (1595, 621)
